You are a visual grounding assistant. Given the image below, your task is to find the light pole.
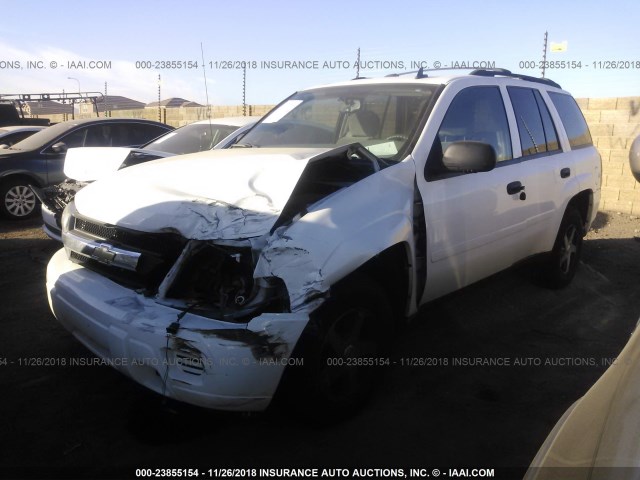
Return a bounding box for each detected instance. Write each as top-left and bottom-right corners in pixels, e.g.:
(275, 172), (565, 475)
(67, 77), (80, 119)
(67, 77), (81, 93)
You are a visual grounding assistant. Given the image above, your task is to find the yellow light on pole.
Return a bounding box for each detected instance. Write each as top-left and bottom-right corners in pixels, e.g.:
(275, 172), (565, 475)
(550, 41), (568, 52)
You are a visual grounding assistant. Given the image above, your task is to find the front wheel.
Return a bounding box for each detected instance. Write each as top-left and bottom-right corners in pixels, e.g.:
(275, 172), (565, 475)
(542, 207), (584, 288)
(277, 275), (392, 420)
(0, 178), (39, 219)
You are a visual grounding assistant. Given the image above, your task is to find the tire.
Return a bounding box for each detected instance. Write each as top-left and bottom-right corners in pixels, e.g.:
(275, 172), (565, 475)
(542, 207), (584, 288)
(0, 178), (39, 220)
(276, 274), (393, 420)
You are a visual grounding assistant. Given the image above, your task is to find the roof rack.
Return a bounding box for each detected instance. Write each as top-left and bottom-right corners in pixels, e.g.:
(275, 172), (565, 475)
(0, 92), (105, 117)
(384, 67), (561, 88)
(469, 69), (561, 89)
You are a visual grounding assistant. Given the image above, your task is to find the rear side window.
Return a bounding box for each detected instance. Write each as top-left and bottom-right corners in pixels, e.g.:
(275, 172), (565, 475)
(548, 92), (593, 149)
(127, 123), (171, 146)
(534, 90), (560, 152)
(508, 87), (560, 156)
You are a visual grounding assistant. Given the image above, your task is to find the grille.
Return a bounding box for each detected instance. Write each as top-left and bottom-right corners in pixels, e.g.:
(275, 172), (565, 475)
(74, 217), (119, 240)
(68, 215), (187, 293)
(70, 251), (88, 262)
(175, 352), (205, 375)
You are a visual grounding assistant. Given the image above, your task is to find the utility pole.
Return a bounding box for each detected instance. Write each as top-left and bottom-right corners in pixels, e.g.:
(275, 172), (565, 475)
(242, 64), (247, 117)
(541, 31), (548, 78)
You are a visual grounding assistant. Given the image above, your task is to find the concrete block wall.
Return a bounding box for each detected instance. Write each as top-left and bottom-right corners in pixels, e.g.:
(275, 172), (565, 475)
(576, 97), (640, 214)
(42, 105), (274, 126)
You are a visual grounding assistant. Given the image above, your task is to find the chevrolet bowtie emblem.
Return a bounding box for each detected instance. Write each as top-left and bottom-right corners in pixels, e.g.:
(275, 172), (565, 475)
(91, 243), (117, 264)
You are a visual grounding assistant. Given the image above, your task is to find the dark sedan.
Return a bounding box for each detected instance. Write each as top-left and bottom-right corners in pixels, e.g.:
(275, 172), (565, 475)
(0, 118), (173, 219)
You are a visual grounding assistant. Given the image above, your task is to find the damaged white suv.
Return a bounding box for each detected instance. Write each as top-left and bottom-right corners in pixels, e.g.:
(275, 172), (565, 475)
(47, 69), (601, 414)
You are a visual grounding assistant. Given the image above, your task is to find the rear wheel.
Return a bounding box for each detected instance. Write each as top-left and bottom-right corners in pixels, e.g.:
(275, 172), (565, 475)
(542, 207), (584, 288)
(0, 178), (39, 219)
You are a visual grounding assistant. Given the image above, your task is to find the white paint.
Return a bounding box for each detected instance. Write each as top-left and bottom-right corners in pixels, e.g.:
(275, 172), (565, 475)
(73, 147), (330, 240)
(46, 248), (308, 411)
(254, 160), (417, 312)
(64, 147), (136, 181)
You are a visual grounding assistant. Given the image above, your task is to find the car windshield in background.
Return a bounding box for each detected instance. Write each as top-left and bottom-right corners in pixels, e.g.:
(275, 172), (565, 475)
(145, 123), (239, 155)
(7, 122), (75, 151)
(238, 84), (438, 161)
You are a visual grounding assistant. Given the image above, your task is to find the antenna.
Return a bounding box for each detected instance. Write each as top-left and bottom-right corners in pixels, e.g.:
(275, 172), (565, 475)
(200, 42), (212, 122)
(355, 47), (361, 79)
(200, 42), (214, 145)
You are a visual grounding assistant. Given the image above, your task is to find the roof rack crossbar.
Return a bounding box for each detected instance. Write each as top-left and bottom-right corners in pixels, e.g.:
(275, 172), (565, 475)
(469, 69), (561, 89)
(384, 67), (561, 89)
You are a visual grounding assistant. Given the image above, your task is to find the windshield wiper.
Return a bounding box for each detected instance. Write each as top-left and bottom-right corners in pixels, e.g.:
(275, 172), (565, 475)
(229, 143), (258, 149)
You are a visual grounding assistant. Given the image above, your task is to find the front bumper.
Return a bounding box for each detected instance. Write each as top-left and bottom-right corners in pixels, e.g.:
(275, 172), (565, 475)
(41, 204), (62, 242)
(47, 248), (309, 411)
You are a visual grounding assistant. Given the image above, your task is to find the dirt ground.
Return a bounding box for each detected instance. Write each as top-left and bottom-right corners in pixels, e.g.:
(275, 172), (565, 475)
(1, 212), (640, 479)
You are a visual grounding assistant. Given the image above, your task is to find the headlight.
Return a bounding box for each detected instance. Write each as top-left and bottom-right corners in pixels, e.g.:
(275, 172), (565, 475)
(60, 200), (75, 234)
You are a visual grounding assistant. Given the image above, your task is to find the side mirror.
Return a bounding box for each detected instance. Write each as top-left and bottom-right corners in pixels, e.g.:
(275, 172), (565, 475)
(630, 135), (640, 182)
(443, 141), (496, 173)
(51, 142), (67, 154)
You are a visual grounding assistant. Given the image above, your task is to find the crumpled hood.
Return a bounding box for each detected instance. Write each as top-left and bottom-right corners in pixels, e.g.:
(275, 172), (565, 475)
(73, 148), (329, 240)
(64, 147), (173, 181)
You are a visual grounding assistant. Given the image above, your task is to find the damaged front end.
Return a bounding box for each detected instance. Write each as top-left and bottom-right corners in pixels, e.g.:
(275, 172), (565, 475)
(32, 180), (88, 241)
(48, 144), (399, 410)
(32, 178), (87, 217)
(156, 239), (291, 322)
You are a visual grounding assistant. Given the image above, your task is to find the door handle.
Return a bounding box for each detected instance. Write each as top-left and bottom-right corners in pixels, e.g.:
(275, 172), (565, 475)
(560, 168), (571, 178)
(507, 181), (525, 195)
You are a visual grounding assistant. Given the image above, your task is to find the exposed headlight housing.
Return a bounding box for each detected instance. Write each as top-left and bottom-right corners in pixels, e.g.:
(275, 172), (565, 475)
(60, 200), (76, 235)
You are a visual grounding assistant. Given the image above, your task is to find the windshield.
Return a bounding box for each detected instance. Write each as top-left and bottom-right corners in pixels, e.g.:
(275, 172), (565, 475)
(8, 121), (78, 151)
(144, 122), (240, 155)
(238, 83), (437, 161)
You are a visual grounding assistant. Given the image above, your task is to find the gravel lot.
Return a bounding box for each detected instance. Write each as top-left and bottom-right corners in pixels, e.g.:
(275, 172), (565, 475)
(1, 212), (640, 478)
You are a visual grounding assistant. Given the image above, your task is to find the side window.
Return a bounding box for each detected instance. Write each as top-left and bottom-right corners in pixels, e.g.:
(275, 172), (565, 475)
(59, 127), (89, 148)
(548, 92), (593, 149)
(427, 86), (512, 176)
(534, 90), (560, 152)
(83, 125), (114, 147)
(127, 124), (170, 146)
(508, 87), (551, 156)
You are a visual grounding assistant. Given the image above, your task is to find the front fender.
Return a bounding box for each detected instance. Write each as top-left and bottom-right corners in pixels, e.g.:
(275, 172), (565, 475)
(254, 160), (417, 312)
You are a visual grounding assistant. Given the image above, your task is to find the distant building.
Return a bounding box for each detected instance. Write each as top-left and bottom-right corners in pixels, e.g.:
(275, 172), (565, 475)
(24, 100), (74, 116)
(81, 95), (146, 114)
(146, 97), (203, 108)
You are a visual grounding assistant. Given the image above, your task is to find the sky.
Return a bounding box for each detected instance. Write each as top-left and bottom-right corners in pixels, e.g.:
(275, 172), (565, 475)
(1, 0), (639, 106)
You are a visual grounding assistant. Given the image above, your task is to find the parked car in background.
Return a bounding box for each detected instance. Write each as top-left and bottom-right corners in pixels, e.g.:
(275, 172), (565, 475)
(0, 118), (172, 220)
(47, 69), (600, 415)
(630, 134), (640, 182)
(0, 125), (47, 148)
(36, 116), (259, 240)
(526, 318), (640, 479)
(144, 116), (260, 154)
(0, 103), (50, 127)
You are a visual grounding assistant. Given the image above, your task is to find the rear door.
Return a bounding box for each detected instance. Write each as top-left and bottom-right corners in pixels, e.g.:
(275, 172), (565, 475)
(417, 85), (548, 302)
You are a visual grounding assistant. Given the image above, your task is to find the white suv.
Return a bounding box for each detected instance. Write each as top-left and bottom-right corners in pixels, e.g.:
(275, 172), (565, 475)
(46, 69), (601, 414)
